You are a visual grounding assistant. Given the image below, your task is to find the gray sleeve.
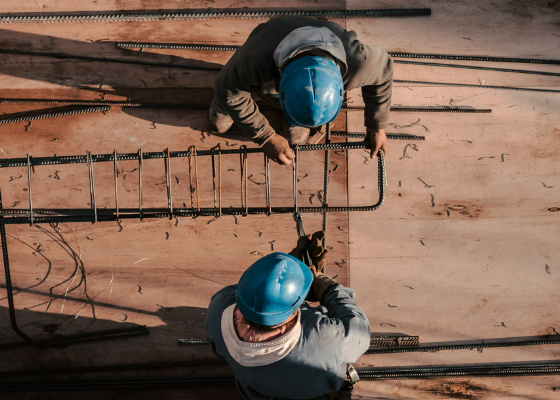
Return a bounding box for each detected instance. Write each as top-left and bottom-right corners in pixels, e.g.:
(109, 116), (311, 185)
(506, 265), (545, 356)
(321, 283), (370, 363)
(213, 54), (276, 145)
(205, 284), (238, 352)
(360, 46), (393, 131)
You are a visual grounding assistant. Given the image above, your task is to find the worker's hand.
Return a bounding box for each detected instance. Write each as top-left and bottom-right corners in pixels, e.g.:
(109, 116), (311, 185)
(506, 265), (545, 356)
(366, 128), (388, 158)
(261, 133), (295, 166)
(289, 231), (328, 275)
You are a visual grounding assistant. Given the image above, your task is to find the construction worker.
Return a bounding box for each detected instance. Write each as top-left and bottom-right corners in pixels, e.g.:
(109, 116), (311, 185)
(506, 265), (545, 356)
(205, 232), (370, 399)
(209, 16), (392, 165)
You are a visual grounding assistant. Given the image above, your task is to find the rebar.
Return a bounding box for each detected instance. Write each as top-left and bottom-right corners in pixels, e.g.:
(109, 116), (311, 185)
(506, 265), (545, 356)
(322, 125), (331, 248)
(164, 148), (173, 219)
(113, 150), (120, 221)
(394, 79), (560, 93)
(357, 361), (560, 380)
(87, 151), (97, 223)
(334, 132), (426, 140)
(366, 336), (560, 355)
(239, 145), (248, 216)
(389, 51), (560, 65)
(0, 106), (110, 125)
(393, 59), (560, 77)
(26, 155), (33, 226)
(0, 9), (431, 24)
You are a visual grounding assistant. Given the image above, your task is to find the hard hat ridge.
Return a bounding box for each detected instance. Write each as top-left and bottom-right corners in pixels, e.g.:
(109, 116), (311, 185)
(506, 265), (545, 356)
(236, 252), (313, 327)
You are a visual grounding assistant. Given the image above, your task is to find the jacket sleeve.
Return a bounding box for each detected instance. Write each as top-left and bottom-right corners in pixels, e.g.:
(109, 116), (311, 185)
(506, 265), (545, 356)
(321, 283), (370, 363)
(205, 284), (238, 354)
(360, 45), (393, 131)
(345, 37), (393, 131)
(213, 54), (276, 146)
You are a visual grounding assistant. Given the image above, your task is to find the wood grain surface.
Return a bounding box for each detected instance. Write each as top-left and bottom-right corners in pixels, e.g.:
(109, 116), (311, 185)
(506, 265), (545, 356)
(0, 0), (559, 399)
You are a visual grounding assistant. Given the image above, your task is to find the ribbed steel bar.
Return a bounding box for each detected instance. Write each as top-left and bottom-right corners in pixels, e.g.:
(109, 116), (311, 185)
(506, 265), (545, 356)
(26, 155), (33, 226)
(0, 9), (431, 24)
(164, 148), (173, 219)
(395, 79), (560, 93)
(264, 154), (271, 215)
(178, 339), (213, 345)
(366, 336), (560, 355)
(113, 150), (120, 221)
(370, 336), (419, 347)
(357, 361), (560, 380)
(0, 99), (493, 113)
(393, 59), (560, 77)
(322, 125), (331, 248)
(334, 132), (426, 140)
(117, 42), (241, 51)
(388, 107), (491, 113)
(389, 51), (560, 65)
(0, 106), (110, 125)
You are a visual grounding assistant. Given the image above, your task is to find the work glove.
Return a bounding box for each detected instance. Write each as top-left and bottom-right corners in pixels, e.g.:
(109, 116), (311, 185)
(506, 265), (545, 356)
(289, 231), (327, 274)
(289, 231), (337, 303)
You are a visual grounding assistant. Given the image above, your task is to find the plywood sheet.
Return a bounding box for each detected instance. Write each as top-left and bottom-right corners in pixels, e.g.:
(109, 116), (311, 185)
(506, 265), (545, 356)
(347, 0), (560, 398)
(0, 0), (559, 398)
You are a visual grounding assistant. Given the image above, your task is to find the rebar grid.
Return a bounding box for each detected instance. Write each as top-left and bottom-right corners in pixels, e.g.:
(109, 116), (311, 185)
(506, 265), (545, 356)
(0, 143), (386, 225)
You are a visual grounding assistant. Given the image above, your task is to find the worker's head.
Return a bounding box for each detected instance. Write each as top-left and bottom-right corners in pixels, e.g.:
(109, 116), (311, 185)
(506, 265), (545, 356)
(279, 56), (344, 128)
(236, 252), (313, 327)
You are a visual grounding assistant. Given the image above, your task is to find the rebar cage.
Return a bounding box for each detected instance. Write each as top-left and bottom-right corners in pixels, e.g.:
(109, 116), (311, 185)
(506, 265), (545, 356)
(0, 142), (386, 225)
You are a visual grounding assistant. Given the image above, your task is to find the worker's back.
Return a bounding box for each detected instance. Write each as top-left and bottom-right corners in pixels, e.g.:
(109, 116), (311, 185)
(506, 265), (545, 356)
(206, 283), (370, 399)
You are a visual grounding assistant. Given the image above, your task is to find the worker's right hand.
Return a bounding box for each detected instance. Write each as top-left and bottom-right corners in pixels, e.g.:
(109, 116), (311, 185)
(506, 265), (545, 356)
(261, 133), (295, 166)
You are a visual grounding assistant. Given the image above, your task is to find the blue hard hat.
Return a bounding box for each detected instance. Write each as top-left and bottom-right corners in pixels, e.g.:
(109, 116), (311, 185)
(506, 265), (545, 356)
(279, 56), (344, 128)
(236, 252), (313, 327)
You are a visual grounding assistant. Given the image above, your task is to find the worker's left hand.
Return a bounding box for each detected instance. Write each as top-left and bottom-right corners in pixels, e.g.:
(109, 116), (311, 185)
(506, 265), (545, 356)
(366, 128), (388, 158)
(289, 231), (328, 274)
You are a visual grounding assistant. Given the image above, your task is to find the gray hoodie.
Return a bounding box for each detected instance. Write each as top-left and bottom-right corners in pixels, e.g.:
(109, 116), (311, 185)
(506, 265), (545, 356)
(213, 16), (393, 145)
(206, 283), (370, 399)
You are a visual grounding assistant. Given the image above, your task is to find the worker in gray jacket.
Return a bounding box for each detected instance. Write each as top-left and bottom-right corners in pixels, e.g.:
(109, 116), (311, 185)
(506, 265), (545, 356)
(205, 232), (370, 399)
(209, 16), (392, 165)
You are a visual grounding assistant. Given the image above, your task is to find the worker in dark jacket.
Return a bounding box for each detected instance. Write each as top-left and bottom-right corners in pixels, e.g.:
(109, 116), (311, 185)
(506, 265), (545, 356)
(209, 16), (393, 165)
(205, 232), (370, 399)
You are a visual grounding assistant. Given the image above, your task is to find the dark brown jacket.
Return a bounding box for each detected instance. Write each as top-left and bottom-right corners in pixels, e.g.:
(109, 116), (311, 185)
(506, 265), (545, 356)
(214, 16), (393, 144)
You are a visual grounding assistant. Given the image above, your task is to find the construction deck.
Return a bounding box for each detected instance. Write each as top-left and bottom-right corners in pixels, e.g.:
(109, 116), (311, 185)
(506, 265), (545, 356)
(0, 1), (559, 399)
